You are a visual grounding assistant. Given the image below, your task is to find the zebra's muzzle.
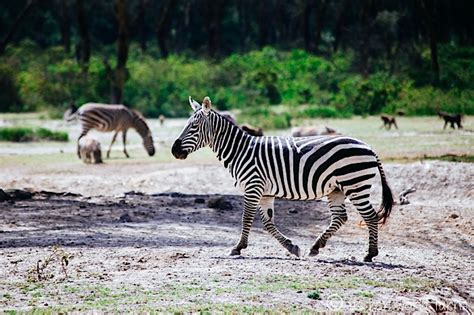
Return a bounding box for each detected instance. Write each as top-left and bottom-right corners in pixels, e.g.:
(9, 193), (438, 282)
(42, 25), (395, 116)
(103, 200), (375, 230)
(171, 139), (188, 160)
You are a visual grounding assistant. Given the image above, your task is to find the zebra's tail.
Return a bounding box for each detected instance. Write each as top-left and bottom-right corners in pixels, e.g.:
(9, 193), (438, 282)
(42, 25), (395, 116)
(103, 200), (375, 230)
(376, 156), (394, 225)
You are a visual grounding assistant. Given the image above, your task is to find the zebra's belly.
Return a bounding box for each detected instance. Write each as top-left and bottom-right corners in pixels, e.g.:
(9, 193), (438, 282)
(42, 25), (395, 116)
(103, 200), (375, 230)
(263, 176), (338, 201)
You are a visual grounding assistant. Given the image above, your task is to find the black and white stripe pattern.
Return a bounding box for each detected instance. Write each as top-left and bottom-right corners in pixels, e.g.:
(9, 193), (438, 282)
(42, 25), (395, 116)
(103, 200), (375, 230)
(74, 103), (155, 158)
(172, 97), (393, 262)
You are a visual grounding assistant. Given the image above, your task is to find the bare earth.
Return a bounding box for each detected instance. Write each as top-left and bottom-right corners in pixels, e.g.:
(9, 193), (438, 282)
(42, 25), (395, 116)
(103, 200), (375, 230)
(0, 159), (473, 313)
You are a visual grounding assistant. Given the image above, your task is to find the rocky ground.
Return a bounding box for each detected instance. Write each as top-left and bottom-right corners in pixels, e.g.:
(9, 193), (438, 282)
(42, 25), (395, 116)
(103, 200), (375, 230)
(0, 160), (472, 313)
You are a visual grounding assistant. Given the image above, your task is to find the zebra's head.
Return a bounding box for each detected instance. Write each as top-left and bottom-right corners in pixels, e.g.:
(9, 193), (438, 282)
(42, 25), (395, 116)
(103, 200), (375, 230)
(172, 96), (213, 160)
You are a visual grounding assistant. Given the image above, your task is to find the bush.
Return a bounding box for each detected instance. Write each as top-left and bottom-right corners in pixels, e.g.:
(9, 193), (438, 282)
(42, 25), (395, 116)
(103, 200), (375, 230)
(0, 127), (68, 142)
(238, 106), (292, 130)
(1, 42), (473, 118)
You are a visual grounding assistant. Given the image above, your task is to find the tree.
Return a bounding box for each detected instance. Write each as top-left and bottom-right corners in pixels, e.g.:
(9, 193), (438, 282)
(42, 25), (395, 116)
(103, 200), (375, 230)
(0, 0), (35, 55)
(421, 0), (440, 83)
(76, 0), (91, 70)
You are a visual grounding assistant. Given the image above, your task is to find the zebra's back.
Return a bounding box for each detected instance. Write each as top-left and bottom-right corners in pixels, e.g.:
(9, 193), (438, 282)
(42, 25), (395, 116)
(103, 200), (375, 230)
(78, 103), (133, 132)
(253, 135), (379, 200)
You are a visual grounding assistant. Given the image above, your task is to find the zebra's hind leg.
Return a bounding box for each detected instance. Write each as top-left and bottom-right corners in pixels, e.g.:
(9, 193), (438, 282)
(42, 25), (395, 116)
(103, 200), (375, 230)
(348, 193), (379, 262)
(230, 182), (263, 256)
(309, 189), (347, 257)
(77, 131), (88, 159)
(258, 197), (300, 257)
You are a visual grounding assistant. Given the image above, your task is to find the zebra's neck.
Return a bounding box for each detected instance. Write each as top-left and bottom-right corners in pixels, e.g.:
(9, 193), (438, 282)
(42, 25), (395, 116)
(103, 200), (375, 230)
(132, 115), (150, 139)
(208, 112), (252, 170)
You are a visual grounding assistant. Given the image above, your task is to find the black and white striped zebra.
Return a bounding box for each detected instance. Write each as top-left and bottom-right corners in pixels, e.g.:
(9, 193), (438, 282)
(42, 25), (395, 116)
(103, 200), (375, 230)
(68, 103), (155, 158)
(172, 96), (394, 262)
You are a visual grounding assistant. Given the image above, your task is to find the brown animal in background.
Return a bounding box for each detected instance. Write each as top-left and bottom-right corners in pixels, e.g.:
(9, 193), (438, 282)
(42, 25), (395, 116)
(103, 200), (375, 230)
(437, 111), (463, 129)
(396, 110), (406, 116)
(159, 114), (165, 126)
(241, 124), (264, 136)
(380, 115), (398, 130)
(78, 137), (103, 164)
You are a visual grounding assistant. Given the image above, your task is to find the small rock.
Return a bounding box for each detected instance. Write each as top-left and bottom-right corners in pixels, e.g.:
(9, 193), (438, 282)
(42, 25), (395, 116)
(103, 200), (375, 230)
(0, 189), (11, 202)
(119, 213), (133, 222)
(289, 209), (298, 214)
(194, 197), (205, 204)
(4, 189), (33, 200)
(207, 196), (233, 210)
(449, 213), (459, 219)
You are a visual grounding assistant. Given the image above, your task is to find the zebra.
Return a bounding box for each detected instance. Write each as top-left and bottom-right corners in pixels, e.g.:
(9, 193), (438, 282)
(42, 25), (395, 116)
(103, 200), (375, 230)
(68, 103), (155, 158)
(172, 96), (394, 262)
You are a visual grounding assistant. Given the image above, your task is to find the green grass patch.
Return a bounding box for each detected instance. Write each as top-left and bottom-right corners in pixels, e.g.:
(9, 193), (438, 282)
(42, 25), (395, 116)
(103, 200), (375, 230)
(424, 154), (474, 163)
(307, 290), (321, 300)
(0, 127), (68, 142)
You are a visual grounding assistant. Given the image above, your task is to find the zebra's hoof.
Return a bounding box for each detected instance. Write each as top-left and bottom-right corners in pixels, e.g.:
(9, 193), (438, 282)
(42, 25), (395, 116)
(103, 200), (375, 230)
(289, 244), (301, 257)
(308, 248), (319, 257)
(363, 255), (373, 262)
(229, 248), (241, 256)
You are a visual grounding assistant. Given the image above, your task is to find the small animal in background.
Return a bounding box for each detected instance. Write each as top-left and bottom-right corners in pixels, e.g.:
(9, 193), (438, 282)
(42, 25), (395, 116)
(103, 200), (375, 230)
(159, 114), (165, 126)
(240, 124), (264, 136)
(380, 115), (398, 130)
(437, 111), (463, 129)
(78, 137), (103, 164)
(291, 126), (339, 137)
(396, 110), (406, 116)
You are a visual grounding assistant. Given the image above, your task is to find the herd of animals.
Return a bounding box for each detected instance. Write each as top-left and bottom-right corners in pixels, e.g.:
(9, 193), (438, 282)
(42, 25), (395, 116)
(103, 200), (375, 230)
(64, 101), (464, 165)
(57, 97), (464, 261)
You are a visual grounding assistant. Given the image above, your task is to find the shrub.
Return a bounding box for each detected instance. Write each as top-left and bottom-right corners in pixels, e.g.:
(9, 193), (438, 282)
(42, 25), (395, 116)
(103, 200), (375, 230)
(0, 127), (68, 142)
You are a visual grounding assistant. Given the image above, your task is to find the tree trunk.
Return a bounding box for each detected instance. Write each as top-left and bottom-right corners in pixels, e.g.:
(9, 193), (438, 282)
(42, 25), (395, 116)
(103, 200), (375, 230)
(303, 2), (312, 51)
(313, 0), (328, 53)
(76, 0), (90, 71)
(421, 0), (440, 83)
(111, 0), (130, 104)
(0, 0), (35, 55)
(137, 0), (147, 52)
(59, 0), (71, 52)
(333, 0), (349, 52)
(156, 0), (173, 58)
(206, 0), (225, 57)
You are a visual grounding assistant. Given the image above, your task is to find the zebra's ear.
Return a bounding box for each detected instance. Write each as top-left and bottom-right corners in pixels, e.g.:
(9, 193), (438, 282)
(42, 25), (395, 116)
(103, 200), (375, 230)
(202, 96), (212, 114)
(189, 96), (201, 112)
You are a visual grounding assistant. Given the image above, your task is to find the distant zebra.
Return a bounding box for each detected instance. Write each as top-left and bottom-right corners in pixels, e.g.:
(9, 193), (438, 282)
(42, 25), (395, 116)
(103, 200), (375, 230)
(172, 97), (393, 262)
(68, 103), (155, 158)
(437, 111), (463, 129)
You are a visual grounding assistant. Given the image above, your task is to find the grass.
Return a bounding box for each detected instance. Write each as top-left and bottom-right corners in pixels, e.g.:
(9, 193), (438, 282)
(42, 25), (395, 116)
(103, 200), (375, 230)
(0, 127), (68, 142)
(1, 275), (440, 314)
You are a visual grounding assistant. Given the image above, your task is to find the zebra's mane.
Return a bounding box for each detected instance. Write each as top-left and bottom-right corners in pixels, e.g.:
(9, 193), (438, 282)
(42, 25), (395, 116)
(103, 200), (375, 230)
(214, 109), (238, 126)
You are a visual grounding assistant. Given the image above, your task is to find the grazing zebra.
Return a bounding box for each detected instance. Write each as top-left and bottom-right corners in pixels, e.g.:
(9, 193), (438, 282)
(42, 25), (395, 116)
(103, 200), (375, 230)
(437, 111), (463, 129)
(172, 97), (394, 262)
(69, 103), (155, 158)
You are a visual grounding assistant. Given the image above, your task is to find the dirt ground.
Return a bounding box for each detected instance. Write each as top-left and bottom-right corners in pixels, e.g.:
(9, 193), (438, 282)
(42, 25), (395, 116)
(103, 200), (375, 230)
(0, 159), (473, 313)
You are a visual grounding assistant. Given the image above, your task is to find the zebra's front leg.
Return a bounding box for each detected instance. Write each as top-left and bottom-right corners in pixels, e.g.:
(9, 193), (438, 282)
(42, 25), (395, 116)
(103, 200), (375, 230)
(309, 189), (347, 256)
(122, 130), (129, 158)
(258, 196), (300, 257)
(107, 131), (119, 159)
(230, 183), (263, 256)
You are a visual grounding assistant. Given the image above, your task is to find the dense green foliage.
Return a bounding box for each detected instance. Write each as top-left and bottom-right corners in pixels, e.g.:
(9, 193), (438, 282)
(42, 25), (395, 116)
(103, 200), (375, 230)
(0, 126), (68, 142)
(1, 43), (473, 123)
